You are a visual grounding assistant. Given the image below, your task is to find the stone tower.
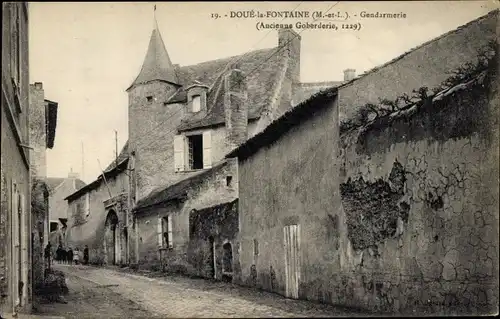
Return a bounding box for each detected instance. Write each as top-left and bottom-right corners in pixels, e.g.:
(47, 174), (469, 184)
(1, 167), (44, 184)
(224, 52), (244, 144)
(127, 20), (185, 200)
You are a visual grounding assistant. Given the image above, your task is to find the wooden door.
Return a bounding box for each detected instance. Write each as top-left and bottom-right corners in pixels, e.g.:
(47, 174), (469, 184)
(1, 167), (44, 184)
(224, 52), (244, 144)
(284, 224), (300, 299)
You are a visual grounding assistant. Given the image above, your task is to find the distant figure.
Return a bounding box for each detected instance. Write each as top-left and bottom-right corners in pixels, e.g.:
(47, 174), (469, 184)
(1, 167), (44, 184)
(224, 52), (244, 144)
(83, 245), (89, 265)
(67, 248), (74, 265)
(73, 247), (80, 265)
(56, 245), (63, 263)
(61, 247), (67, 264)
(44, 242), (52, 270)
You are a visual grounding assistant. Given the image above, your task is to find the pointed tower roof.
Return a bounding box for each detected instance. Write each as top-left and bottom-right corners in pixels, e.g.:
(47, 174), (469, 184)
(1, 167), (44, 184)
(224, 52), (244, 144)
(127, 23), (179, 90)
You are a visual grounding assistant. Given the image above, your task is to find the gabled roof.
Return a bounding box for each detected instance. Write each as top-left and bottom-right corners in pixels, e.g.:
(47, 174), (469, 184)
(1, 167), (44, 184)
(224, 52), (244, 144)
(134, 160), (229, 211)
(174, 47), (286, 132)
(127, 26), (179, 90)
(64, 158), (129, 202)
(46, 177), (87, 193)
(104, 140), (129, 172)
(46, 177), (66, 191)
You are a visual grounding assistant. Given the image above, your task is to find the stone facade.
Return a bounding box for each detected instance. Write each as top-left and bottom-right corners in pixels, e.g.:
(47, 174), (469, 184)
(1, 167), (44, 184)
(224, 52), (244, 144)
(65, 162), (129, 265)
(230, 11), (499, 315)
(1, 2), (33, 316)
(133, 158), (238, 276)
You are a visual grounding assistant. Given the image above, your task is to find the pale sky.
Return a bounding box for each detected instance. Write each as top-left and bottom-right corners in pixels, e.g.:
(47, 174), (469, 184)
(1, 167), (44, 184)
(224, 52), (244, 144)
(28, 1), (497, 183)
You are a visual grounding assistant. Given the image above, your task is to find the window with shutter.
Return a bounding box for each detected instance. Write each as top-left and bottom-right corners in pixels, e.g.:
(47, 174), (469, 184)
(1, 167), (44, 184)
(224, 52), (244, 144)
(167, 215), (173, 248)
(157, 217), (163, 247)
(202, 130), (212, 169)
(173, 135), (185, 172)
(85, 193), (90, 217)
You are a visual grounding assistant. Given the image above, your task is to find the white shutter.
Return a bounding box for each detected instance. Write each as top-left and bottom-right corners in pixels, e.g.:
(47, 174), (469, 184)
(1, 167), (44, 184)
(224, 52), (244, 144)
(157, 217), (163, 247)
(12, 181), (19, 247)
(20, 193), (28, 299)
(202, 130), (212, 169)
(174, 135), (185, 172)
(85, 193), (90, 216)
(167, 215), (173, 248)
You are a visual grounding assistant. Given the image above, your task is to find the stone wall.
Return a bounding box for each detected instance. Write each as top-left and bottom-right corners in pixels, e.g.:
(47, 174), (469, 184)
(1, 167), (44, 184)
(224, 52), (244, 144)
(28, 83), (47, 179)
(31, 180), (48, 292)
(65, 171), (128, 265)
(187, 200), (239, 281)
(332, 61), (499, 315)
(1, 2), (32, 314)
(237, 96), (340, 295)
(338, 10), (498, 122)
(49, 179), (76, 221)
(134, 158), (238, 275)
(128, 81), (186, 200)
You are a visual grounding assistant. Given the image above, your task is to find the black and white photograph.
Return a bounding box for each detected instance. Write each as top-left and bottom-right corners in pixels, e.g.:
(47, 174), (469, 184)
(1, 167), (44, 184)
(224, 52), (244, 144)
(1, 1), (499, 318)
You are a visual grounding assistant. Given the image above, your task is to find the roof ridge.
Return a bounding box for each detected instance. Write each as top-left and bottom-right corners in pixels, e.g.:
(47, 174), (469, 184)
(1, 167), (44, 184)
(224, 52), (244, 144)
(338, 9), (498, 89)
(180, 47), (277, 70)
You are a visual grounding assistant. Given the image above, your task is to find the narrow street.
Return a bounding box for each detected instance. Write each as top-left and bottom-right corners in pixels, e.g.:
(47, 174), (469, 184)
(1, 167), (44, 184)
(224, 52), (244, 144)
(34, 264), (364, 318)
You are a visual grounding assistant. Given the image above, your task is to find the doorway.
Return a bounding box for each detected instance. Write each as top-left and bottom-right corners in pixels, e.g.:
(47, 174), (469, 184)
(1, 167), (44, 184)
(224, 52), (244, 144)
(222, 242), (233, 282)
(284, 224), (300, 299)
(104, 210), (119, 265)
(207, 236), (215, 279)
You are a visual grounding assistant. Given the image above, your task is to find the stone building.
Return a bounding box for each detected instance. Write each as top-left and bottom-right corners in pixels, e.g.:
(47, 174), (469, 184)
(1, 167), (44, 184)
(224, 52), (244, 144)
(226, 9), (499, 315)
(64, 15), (343, 272)
(28, 82), (59, 296)
(45, 172), (86, 250)
(64, 151), (129, 265)
(1, 2), (33, 316)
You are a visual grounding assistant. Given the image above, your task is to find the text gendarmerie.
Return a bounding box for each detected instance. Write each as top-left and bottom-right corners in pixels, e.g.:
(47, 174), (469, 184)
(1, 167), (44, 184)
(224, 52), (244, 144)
(359, 11), (407, 18)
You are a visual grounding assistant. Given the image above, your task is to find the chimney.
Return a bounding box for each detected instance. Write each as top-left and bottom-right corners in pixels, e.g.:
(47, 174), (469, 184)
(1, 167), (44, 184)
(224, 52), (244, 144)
(343, 69), (356, 82)
(278, 29), (301, 83)
(224, 69), (248, 150)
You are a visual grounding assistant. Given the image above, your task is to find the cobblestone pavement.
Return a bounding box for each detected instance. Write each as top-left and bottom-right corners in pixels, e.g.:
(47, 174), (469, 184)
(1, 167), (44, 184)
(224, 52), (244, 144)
(33, 267), (151, 319)
(52, 264), (366, 318)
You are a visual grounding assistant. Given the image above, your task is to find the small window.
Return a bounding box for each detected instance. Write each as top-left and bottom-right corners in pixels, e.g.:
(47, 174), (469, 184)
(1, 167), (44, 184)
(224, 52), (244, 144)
(50, 222), (58, 233)
(253, 239), (259, 256)
(226, 176), (233, 187)
(192, 95), (201, 113)
(187, 134), (203, 170)
(147, 96), (153, 103)
(85, 193), (90, 217)
(161, 215), (173, 248)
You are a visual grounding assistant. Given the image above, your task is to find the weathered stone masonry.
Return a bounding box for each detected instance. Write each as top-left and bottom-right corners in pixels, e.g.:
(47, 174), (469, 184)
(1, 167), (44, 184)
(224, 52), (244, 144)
(133, 158), (238, 277)
(335, 63), (499, 314)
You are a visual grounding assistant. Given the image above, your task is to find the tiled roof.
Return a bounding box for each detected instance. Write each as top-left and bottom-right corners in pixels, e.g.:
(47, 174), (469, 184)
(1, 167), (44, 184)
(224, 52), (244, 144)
(173, 47), (286, 131)
(64, 159), (129, 202)
(104, 140), (129, 172)
(134, 160), (229, 211)
(46, 177), (87, 193)
(46, 177), (66, 191)
(128, 26), (180, 90)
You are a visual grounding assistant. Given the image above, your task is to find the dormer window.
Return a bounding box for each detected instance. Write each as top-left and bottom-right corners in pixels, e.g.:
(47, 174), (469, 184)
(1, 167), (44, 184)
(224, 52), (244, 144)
(147, 96), (153, 103)
(192, 95), (201, 113)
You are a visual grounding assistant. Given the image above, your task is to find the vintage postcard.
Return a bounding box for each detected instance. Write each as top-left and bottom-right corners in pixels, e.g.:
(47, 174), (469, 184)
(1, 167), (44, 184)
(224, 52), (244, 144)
(1, 1), (499, 318)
